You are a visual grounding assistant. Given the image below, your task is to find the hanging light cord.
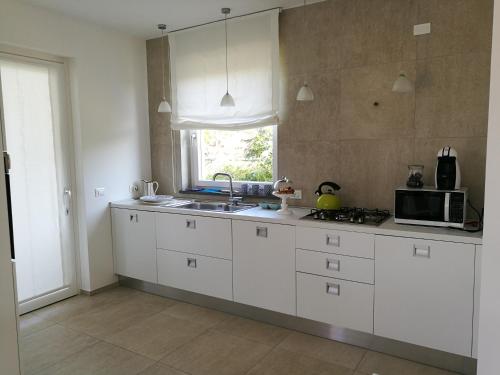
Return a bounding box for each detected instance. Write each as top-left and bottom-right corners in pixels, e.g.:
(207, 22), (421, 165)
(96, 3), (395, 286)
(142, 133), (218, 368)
(160, 27), (166, 100)
(224, 13), (229, 94)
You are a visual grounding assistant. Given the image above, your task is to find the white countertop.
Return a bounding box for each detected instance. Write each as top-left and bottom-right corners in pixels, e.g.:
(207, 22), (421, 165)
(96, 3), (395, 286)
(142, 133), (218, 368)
(110, 199), (482, 245)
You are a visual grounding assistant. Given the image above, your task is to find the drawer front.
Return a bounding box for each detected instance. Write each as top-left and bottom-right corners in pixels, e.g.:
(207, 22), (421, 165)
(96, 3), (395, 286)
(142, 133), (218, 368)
(296, 249), (374, 284)
(297, 272), (374, 334)
(157, 249), (233, 300)
(156, 213), (232, 259)
(296, 226), (374, 258)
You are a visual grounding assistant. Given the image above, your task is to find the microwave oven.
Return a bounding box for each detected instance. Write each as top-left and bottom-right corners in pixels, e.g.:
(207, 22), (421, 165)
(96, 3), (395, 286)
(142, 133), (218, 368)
(394, 187), (467, 228)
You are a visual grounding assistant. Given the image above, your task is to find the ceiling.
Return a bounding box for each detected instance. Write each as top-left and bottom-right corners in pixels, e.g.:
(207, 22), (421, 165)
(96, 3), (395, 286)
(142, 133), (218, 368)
(22, 0), (324, 39)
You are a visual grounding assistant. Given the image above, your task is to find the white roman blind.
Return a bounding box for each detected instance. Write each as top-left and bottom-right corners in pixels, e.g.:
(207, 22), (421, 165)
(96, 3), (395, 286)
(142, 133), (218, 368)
(168, 9), (280, 130)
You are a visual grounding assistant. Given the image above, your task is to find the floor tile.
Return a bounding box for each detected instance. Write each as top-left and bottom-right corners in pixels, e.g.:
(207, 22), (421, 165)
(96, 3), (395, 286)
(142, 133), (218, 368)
(105, 311), (208, 360)
(19, 313), (55, 337)
(36, 341), (154, 375)
(277, 331), (366, 369)
(19, 324), (98, 375)
(138, 363), (189, 375)
(164, 302), (231, 328)
(161, 330), (272, 375)
(62, 294), (175, 339)
(34, 287), (139, 323)
(212, 315), (291, 346)
(357, 351), (460, 375)
(246, 348), (353, 375)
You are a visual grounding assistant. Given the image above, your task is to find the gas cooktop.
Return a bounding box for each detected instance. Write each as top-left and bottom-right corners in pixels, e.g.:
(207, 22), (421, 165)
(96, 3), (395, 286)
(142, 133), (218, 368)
(301, 207), (391, 226)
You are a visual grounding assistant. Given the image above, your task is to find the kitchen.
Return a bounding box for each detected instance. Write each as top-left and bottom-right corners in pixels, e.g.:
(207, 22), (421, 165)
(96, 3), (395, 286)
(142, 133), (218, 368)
(0, 0), (499, 374)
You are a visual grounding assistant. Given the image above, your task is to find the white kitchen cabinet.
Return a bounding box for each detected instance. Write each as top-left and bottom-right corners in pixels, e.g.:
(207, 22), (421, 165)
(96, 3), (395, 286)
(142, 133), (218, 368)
(157, 249), (233, 300)
(232, 220), (296, 315)
(296, 226), (374, 259)
(472, 245), (482, 358)
(156, 213), (232, 259)
(374, 235), (475, 356)
(297, 272), (374, 333)
(111, 208), (157, 283)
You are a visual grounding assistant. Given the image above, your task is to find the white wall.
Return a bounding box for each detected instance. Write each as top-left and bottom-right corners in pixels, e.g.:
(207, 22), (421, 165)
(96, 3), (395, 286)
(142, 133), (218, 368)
(0, 0), (151, 291)
(477, 0), (500, 373)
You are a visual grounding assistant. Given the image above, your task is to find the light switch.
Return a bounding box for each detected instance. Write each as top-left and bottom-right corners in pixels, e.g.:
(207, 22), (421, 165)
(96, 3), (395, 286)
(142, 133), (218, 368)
(414, 23), (431, 36)
(94, 187), (105, 198)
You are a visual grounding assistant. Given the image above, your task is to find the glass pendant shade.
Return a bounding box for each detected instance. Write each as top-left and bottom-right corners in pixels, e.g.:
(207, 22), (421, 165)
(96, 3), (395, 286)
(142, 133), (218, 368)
(296, 83), (314, 101)
(158, 98), (172, 112)
(392, 73), (413, 93)
(220, 92), (235, 107)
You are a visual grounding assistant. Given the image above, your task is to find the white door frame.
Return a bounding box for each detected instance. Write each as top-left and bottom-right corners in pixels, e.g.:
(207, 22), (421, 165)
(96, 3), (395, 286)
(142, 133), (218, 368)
(0, 45), (81, 313)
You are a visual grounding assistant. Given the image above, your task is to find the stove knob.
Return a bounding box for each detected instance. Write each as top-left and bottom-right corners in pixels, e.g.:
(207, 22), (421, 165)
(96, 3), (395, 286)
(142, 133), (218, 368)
(358, 215), (365, 224)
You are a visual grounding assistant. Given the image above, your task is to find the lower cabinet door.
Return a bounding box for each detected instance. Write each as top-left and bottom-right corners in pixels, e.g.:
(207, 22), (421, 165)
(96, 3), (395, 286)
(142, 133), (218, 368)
(111, 208), (157, 283)
(157, 249), (233, 301)
(297, 272), (374, 334)
(233, 220), (296, 315)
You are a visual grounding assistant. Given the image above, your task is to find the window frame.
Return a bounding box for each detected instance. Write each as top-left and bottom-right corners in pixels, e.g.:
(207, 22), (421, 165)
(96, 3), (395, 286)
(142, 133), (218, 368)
(188, 126), (278, 189)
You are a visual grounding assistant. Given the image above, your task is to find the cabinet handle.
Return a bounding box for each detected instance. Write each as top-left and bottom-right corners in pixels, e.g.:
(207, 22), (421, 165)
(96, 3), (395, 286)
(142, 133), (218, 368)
(413, 245), (431, 258)
(130, 214), (134, 222)
(187, 258), (197, 268)
(326, 282), (340, 296)
(326, 234), (340, 247)
(129, 214), (138, 223)
(326, 258), (340, 272)
(256, 226), (268, 238)
(186, 219), (196, 229)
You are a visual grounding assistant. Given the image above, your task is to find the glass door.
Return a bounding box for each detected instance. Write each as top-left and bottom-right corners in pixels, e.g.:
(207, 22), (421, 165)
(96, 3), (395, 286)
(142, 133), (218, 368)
(0, 52), (78, 314)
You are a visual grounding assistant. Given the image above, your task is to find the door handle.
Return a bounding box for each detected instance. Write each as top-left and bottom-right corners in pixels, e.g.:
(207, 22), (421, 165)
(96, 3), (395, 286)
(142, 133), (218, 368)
(63, 188), (72, 216)
(326, 259), (340, 272)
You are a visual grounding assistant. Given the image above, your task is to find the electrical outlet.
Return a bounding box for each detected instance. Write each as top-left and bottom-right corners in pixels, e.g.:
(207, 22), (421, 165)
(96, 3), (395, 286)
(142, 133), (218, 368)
(94, 187), (105, 198)
(292, 189), (302, 200)
(413, 23), (431, 36)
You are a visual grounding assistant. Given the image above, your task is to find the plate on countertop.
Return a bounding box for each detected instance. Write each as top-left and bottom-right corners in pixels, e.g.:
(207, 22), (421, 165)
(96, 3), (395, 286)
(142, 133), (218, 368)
(139, 195), (174, 204)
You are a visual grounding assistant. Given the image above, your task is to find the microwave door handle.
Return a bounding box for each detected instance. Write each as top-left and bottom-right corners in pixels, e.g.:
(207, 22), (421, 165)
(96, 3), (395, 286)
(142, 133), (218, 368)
(444, 192), (450, 222)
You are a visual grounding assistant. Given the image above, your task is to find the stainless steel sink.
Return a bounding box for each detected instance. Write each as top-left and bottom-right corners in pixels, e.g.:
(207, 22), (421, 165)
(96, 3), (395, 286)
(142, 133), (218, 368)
(176, 201), (255, 213)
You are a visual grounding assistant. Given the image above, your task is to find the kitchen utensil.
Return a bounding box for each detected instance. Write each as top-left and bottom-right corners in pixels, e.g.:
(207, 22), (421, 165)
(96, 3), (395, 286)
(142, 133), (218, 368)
(139, 195), (173, 205)
(407, 165), (424, 188)
(141, 179), (159, 196)
(315, 182), (341, 210)
(435, 146), (461, 190)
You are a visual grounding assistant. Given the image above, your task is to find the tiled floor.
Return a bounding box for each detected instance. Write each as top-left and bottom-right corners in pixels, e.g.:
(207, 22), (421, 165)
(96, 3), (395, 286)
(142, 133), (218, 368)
(19, 287), (459, 375)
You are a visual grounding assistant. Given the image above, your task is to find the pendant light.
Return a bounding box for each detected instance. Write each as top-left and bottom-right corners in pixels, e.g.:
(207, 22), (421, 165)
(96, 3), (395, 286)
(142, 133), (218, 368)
(157, 24), (172, 113)
(220, 8), (235, 107)
(296, 0), (314, 101)
(392, 71), (414, 93)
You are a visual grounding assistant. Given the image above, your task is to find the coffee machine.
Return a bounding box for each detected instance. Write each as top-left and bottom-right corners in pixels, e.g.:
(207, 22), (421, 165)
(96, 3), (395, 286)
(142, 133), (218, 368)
(435, 146), (461, 190)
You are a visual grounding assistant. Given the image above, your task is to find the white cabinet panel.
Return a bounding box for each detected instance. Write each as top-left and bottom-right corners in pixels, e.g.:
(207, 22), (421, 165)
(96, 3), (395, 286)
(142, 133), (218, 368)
(233, 220), (296, 315)
(297, 272), (374, 333)
(296, 226), (374, 259)
(296, 249), (374, 284)
(111, 208), (157, 283)
(157, 249), (233, 300)
(374, 235), (474, 356)
(473, 245), (482, 358)
(156, 213), (232, 259)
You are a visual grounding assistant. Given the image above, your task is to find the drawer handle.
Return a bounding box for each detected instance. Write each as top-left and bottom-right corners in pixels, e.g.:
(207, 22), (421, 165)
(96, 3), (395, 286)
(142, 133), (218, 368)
(187, 258), (197, 268)
(326, 282), (340, 296)
(413, 245), (431, 258)
(186, 219), (196, 229)
(326, 259), (340, 272)
(256, 226), (268, 238)
(326, 234), (340, 247)
(129, 214), (138, 223)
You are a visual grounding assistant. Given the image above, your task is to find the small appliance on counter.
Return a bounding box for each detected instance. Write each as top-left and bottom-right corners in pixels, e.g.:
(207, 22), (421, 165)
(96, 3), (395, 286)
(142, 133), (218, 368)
(315, 182), (341, 210)
(435, 146), (461, 190)
(141, 179), (159, 196)
(394, 186), (467, 228)
(407, 165), (424, 188)
(272, 177), (295, 215)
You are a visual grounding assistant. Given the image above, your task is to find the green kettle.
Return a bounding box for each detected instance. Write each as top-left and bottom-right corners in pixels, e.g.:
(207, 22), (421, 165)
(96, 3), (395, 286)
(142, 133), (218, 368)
(315, 182), (341, 210)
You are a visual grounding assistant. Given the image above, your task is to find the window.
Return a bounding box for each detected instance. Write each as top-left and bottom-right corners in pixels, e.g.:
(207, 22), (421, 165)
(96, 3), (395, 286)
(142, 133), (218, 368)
(190, 126), (277, 187)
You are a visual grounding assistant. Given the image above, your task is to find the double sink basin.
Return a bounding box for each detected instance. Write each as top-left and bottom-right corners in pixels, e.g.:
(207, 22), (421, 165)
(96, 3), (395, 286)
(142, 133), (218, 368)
(174, 201), (256, 213)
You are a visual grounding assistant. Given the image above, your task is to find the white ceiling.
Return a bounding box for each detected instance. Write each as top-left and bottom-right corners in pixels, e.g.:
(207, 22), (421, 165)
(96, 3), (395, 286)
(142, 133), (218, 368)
(22, 0), (324, 39)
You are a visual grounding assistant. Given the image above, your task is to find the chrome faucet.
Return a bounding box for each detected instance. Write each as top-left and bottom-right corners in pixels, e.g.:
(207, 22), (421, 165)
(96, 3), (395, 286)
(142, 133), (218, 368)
(213, 172), (242, 205)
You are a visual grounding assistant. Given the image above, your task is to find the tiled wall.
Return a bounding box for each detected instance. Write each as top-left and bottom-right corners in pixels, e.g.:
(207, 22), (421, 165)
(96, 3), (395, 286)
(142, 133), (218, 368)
(147, 0), (493, 211)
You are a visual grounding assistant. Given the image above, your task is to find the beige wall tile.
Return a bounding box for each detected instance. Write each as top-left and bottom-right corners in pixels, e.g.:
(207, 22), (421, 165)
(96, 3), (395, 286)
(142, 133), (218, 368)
(415, 53), (491, 138)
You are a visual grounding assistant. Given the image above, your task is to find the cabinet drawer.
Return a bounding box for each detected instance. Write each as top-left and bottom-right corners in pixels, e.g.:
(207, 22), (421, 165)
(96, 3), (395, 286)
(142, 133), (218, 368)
(297, 272), (374, 333)
(156, 213), (232, 259)
(296, 249), (374, 284)
(157, 249), (233, 301)
(296, 226), (374, 259)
